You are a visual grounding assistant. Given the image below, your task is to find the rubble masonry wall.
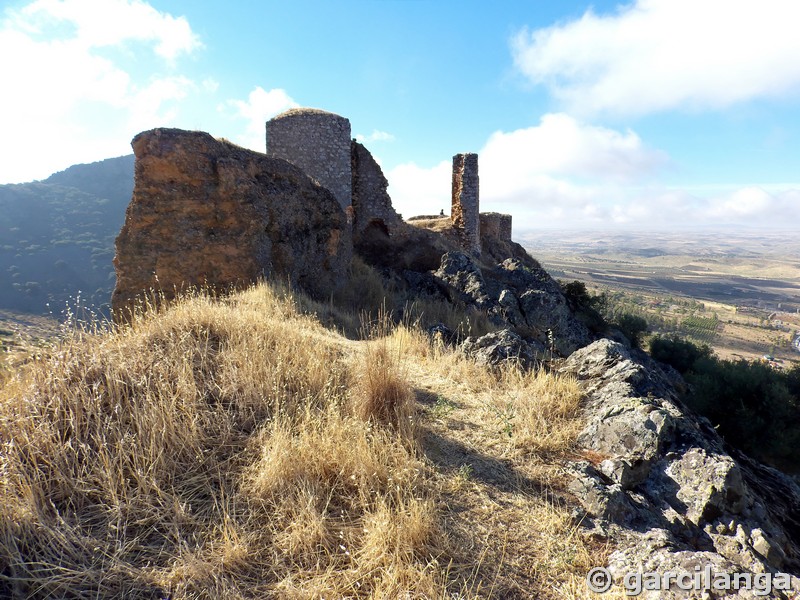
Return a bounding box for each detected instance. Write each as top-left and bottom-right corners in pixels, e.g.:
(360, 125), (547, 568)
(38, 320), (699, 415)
(479, 212), (512, 242)
(266, 108), (352, 211)
(451, 153), (480, 255)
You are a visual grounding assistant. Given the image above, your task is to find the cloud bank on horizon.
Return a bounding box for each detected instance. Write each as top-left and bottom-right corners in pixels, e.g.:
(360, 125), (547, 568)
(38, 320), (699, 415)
(389, 0), (800, 230)
(2, 0), (799, 231)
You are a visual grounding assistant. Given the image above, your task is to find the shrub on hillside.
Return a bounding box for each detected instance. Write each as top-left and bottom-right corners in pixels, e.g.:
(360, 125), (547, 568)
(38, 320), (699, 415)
(649, 334), (800, 471)
(560, 280), (607, 334)
(615, 313), (649, 348)
(650, 334), (712, 373)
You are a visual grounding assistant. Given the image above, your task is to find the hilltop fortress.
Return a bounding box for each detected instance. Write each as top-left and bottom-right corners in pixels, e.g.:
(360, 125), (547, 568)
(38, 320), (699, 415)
(264, 107), (510, 257)
(112, 108), (515, 314)
(109, 111), (800, 587)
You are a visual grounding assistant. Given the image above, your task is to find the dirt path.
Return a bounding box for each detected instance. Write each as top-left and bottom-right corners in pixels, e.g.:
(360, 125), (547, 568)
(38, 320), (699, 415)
(406, 361), (608, 599)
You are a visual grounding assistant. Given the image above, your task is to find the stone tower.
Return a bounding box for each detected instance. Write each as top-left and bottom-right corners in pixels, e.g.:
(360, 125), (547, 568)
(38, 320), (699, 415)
(451, 152), (480, 256)
(266, 108), (352, 210)
(479, 212), (512, 242)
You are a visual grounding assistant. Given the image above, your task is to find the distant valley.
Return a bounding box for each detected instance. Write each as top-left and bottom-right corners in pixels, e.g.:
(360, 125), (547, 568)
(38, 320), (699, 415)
(522, 229), (800, 365)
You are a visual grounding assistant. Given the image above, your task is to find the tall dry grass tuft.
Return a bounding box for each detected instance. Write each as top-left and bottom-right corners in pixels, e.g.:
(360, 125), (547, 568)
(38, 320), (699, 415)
(490, 366), (584, 455)
(0, 283), (452, 599)
(351, 341), (416, 440)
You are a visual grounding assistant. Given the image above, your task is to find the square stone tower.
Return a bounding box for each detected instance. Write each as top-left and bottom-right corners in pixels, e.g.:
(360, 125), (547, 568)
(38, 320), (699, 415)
(451, 153), (480, 256)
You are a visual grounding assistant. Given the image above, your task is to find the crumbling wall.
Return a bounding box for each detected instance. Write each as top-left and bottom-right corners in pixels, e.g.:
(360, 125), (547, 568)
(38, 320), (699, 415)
(451, 153), (480, 256)
(480, 212), (512, 242)
(351, 140), (402, 236)
(112, 128), (352, 317)
(266, 108), (352, 210)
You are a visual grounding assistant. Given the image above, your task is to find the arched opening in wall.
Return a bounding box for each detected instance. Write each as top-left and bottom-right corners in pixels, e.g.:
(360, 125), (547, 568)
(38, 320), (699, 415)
(366, 218), (389, 237)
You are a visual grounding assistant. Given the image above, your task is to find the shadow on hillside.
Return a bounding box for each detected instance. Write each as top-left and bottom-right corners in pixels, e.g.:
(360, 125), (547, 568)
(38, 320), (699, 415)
(420, 427), (555, 499)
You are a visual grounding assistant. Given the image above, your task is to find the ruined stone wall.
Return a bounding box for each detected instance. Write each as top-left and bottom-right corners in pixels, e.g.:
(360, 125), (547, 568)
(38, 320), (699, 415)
(479, 212), (512, 242)
(351, 140), (402, 235)
(112, 128), (351, 317)
(451, 153), (480, 255)
(266, 108), (352, 210)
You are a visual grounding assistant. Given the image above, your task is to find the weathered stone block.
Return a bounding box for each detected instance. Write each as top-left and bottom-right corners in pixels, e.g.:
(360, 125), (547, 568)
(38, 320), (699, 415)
(112, 128), (352, 317)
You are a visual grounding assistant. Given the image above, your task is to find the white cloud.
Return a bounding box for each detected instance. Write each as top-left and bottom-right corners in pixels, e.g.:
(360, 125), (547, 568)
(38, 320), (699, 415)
(385, 114), (800, 230)
(18, 0), (201, 59)
(0, 0), (203, 183)
(387, 114), (663, 224)
(225, 87), (299, 151)
(480, 113), (666, 203)
(355, 130), (395, 144)
(202, 78), (220, 93)
(512, 0), (800, 116)
(707, 186), (773, 218)
(386, 160), (451, 219)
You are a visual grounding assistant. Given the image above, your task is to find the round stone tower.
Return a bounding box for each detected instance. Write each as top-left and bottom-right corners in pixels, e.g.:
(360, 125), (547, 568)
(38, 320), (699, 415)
(266, 108), (352, 211)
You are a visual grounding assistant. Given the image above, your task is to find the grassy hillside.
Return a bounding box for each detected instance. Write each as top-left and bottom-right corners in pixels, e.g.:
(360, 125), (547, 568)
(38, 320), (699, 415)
(0, 281), (610, 599)
(0, 155), (133, 315)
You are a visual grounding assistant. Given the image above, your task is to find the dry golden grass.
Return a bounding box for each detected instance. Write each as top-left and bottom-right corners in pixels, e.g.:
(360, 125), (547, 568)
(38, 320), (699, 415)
(483, 367), (584, 455)
(0, 284), (451, 598)
(351, 341), (417, 440)
(0, 279), (608, 599)
(376, 326), (606, 598)
(407, 218), (456, 234)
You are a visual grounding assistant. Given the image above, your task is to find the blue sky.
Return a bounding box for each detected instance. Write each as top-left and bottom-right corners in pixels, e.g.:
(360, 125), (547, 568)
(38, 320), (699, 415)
(2, 0), (800, 231)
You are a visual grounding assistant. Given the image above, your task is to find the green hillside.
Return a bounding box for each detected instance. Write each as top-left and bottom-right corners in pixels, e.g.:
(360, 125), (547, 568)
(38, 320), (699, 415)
(0, 155), (133, 315)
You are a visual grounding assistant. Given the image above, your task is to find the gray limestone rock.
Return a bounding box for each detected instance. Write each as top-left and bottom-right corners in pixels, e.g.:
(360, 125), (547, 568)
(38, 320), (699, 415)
(560, 338), (800, 592)
(434, 251), (492, 309)
(460, 329), (543, 369)
(664, 448), (746, 525)
(433, 252), (590, 357)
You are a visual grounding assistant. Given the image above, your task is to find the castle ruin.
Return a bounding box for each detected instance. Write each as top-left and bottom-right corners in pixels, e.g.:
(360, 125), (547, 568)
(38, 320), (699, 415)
(266, 108), (352, 211)
(351, 140), (403, 238)
(265, 109), (511, 256)
(451, 153), (481, 256)
(113, 107), (515, 316)
(479, 212), (512, 242)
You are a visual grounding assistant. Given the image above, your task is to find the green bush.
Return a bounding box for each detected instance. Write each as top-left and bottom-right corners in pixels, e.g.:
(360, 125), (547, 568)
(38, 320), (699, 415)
(649, 335), (800, 472)
(615, 313), (648, 348)
(560, 280), (607, 334)
(650, 334), (712, 373)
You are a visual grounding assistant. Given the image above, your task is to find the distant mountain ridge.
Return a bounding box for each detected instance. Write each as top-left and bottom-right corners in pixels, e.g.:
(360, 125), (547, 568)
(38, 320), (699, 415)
(44, 154), (134, 199)
(0, 155), (134, 314)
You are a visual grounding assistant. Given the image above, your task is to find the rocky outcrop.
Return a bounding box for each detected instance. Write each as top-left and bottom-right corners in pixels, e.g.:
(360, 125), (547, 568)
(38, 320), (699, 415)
(112, 128), (351, 316)
(431, 252), (590, 355)
(434, 252), (493, 310)
(561, 339), (800, 598)
(460, 329), (544, 369)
